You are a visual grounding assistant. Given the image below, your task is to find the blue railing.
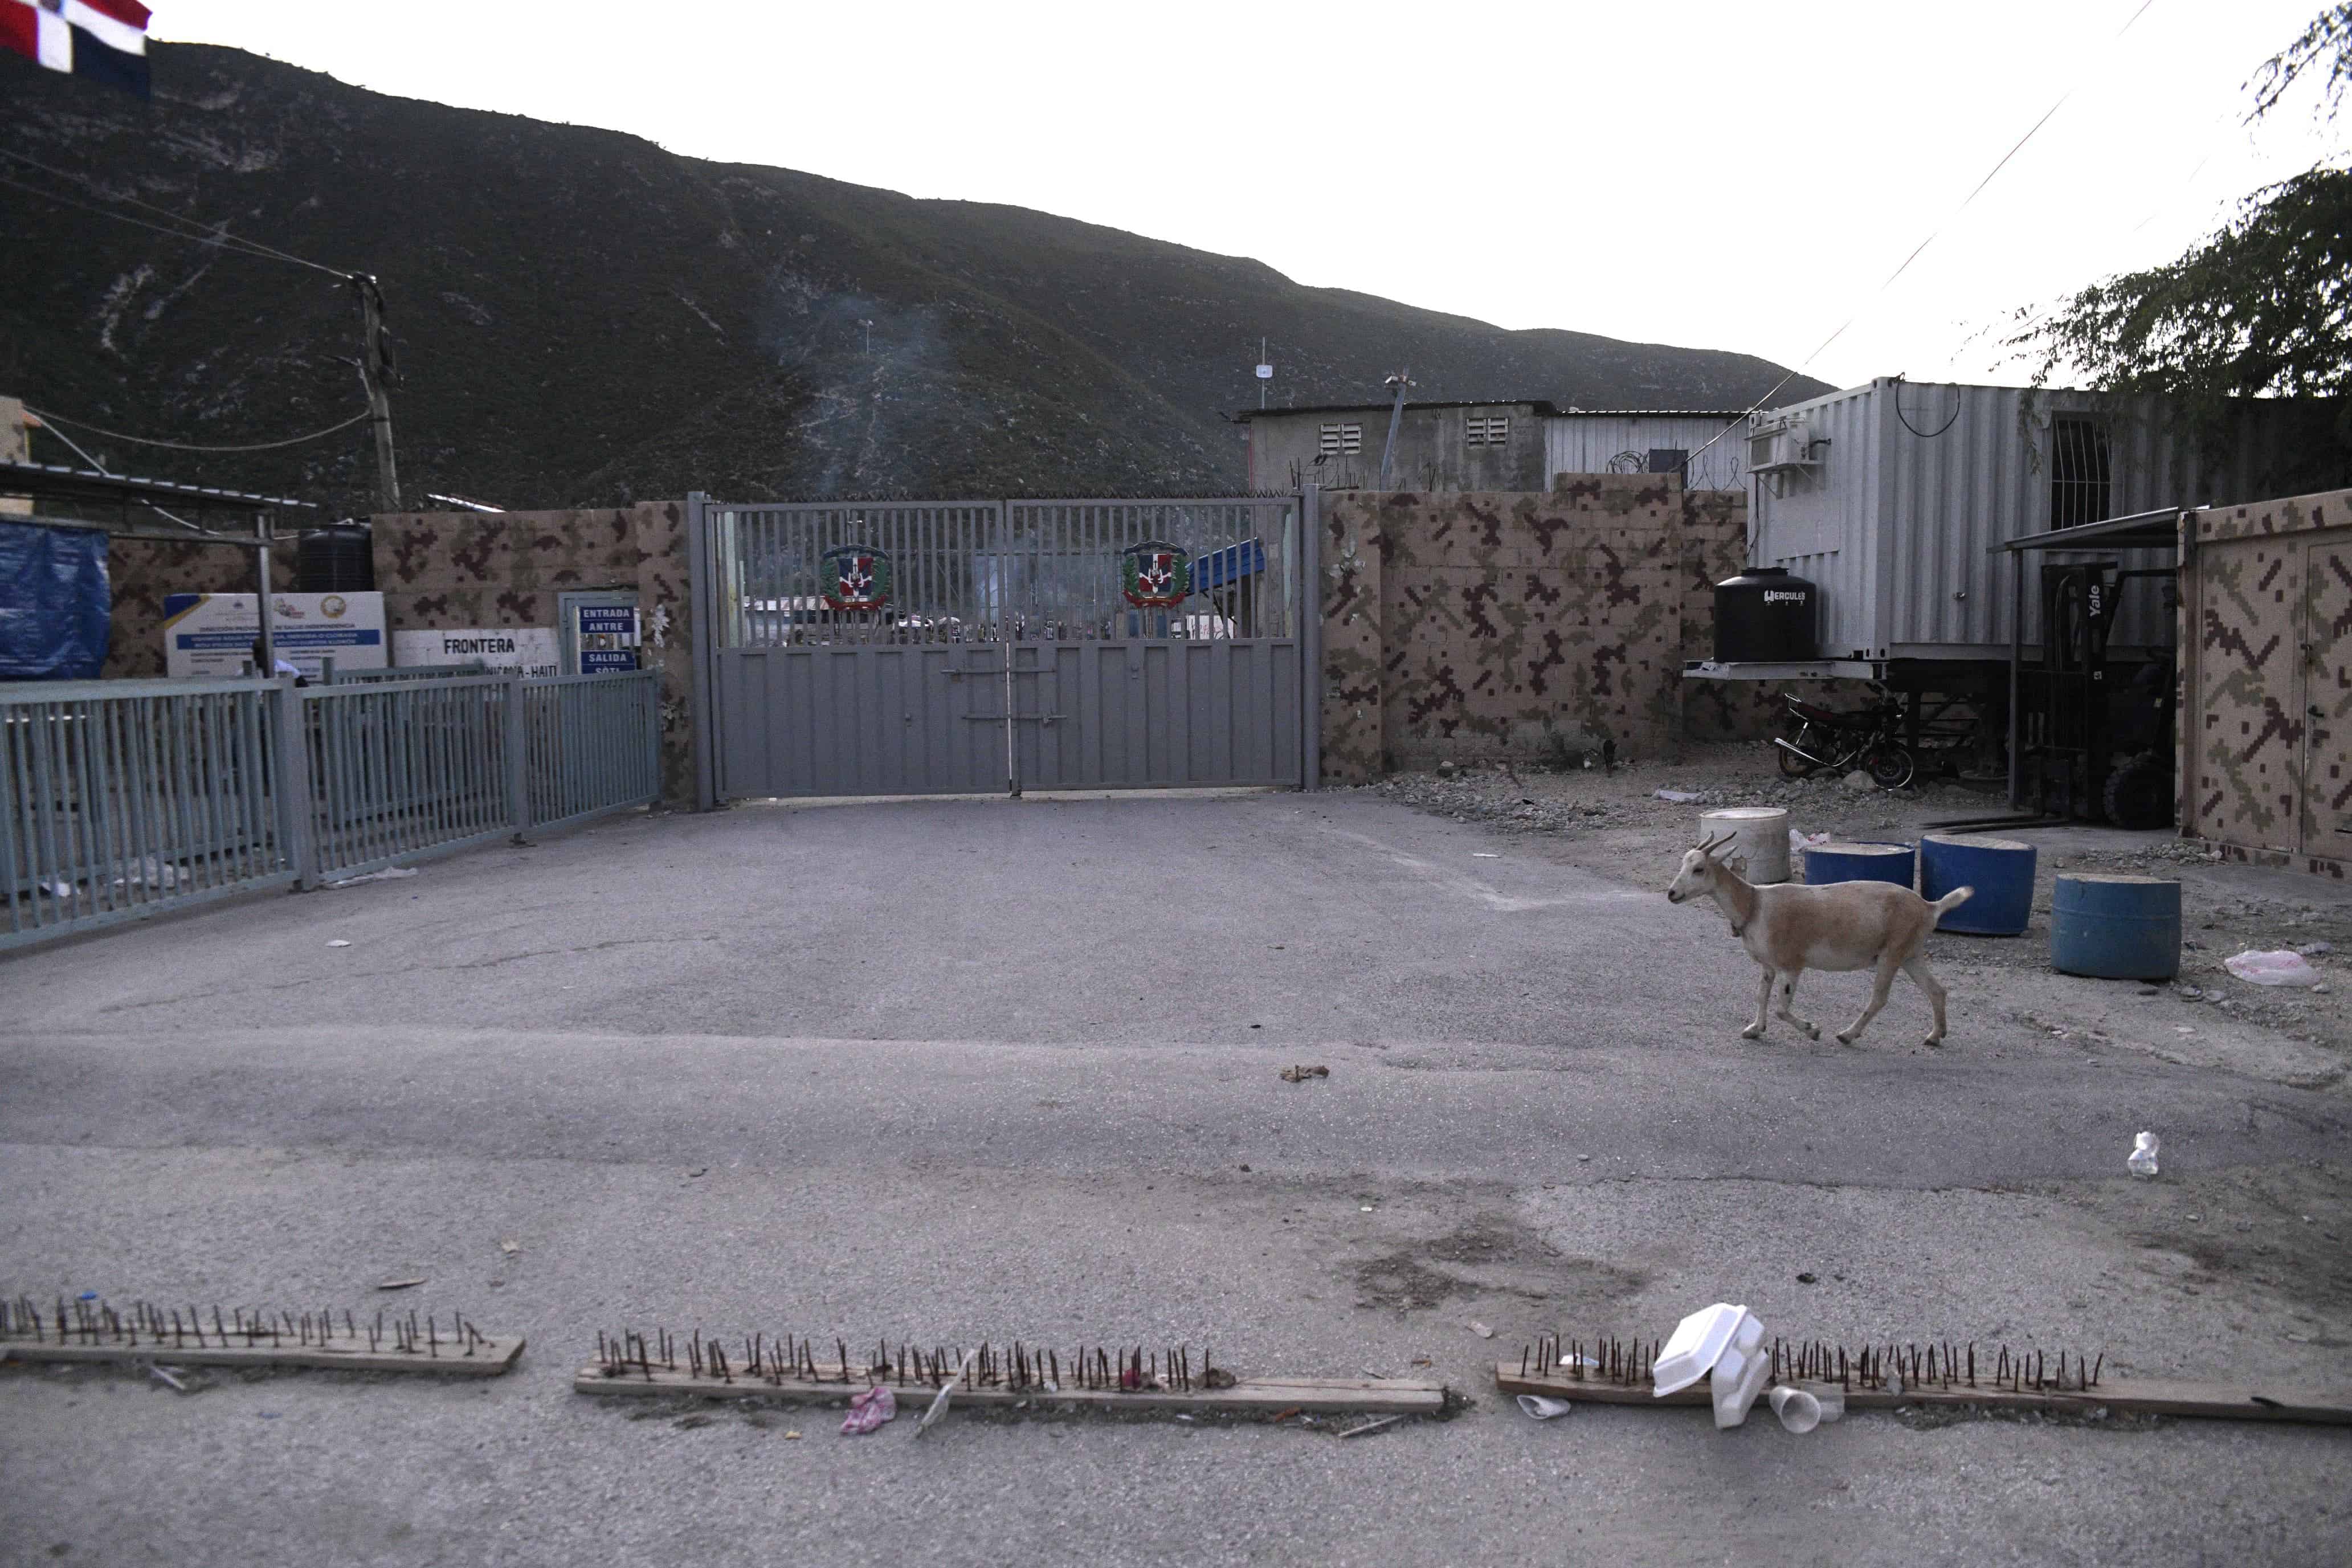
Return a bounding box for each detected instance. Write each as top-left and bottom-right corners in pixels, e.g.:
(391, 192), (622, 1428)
(2, 669), (662, 949)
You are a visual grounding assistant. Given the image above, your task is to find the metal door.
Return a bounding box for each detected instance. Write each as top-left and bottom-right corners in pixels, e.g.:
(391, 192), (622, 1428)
(2305, 541), (2351, 859)
(691, 494), (1315, 801)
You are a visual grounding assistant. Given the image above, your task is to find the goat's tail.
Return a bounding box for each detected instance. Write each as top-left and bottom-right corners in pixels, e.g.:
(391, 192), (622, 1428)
(1928, 885), (1975, 923)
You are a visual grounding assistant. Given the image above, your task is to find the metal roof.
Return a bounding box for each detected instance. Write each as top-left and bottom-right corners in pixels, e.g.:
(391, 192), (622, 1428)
(1234, 401), (1749, 423)
(0, 459), (315, 511)
(1988, 506), (2186, 555)
(1234, 399), (1566, 422)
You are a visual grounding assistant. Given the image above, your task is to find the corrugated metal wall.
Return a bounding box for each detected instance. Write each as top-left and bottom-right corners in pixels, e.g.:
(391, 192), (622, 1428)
(1751, 380), (2206, 659)
(1544, 414), (1749, 490)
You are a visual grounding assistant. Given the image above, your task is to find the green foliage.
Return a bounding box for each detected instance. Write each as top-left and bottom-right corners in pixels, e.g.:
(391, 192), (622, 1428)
(2249, 2), (2352, 121)
(2014, 168), (2352, 411)
(2012, 9), (2352, 469)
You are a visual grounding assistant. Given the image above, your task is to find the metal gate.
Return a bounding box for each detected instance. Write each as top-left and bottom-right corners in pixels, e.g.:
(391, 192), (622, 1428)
(688, 493), (1320, 803)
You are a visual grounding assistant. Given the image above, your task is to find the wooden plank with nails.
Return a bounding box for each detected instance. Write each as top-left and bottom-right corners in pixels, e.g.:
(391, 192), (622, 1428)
(1493, 1364), (2352, 1426)
(2, 1333), (525, 1377)
(576, 1360), (1446, 1415)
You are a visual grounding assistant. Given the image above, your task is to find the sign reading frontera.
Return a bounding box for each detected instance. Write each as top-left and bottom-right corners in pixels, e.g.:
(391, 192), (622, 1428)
(1119, 541), (1190, 609)
(391, 627), (560, 678)
(820, 543), (891, 612)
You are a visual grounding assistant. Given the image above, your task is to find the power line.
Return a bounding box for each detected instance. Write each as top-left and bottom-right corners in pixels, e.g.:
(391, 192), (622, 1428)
(0, 154), (349, 278)
(0, 146), (350, 275)
(1677, 0), (2164, 472)
(29, 405), (374, 452)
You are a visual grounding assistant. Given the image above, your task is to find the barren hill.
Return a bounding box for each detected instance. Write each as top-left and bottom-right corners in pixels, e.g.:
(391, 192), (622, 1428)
(0, 43), (1827, 513)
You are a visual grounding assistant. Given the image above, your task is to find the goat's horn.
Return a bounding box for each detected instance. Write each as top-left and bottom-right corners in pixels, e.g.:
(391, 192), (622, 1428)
(1696, 831), (1736, 855)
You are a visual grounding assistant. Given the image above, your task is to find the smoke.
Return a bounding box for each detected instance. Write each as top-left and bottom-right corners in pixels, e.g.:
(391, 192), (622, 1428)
(754, 270), (949, 497)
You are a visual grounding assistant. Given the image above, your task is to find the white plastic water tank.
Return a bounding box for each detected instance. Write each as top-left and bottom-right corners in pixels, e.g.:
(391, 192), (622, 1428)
(1699, 806), (1791, 884)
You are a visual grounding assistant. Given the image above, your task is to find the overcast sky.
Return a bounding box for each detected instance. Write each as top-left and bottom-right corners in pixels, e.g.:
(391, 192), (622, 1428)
(161, 1), (2345, 394)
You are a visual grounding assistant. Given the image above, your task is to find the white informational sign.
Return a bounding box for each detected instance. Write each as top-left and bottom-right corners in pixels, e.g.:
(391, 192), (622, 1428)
(392, 627), (560, 679)
(162, 591), (387, 679)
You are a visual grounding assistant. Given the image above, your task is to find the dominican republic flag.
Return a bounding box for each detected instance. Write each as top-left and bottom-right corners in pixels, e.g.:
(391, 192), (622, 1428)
(2, 0), (151, 97)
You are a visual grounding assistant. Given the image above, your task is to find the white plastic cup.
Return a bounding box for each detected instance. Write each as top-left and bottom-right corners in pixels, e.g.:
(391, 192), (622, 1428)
(1769, 1385), (1823, 1434)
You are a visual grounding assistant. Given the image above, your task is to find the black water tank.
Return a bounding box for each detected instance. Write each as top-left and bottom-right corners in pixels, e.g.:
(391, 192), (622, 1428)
(1714, 566), (1816, 663)
(296, 522), (375, 593)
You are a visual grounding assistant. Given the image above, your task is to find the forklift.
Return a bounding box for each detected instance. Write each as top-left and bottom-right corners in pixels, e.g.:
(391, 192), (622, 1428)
(2015, 560), (2177, 828)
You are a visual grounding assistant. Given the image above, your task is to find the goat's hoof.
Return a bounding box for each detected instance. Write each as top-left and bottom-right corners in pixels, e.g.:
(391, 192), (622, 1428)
(1922, 1035), (1944, 1049)
(1799, 1024), (1821, 1040)
(1741, 1025), (1765, 1040)
(1835, 1030), (1860, 1046)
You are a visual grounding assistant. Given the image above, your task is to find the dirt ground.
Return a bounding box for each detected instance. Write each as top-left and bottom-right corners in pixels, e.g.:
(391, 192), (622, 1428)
(1350, 741), (2352, 1060)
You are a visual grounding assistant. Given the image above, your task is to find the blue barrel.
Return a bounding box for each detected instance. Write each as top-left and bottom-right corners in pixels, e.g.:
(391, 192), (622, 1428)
(1919, 832), (2035, 936)
(1803, 841), (1916, 889)
(2051, 874), (2181, 980)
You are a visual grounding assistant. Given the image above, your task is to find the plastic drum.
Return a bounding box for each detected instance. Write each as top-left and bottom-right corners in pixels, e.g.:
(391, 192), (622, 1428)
(1918, 832), (2035, 936)
(1700, 806), (1790, 884)
(2051, 873), (2182, 980)
(1803, 841), (1916, 889)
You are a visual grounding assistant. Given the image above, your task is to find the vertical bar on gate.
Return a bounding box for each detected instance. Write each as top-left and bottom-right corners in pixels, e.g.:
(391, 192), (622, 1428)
(685, 493), (719, 810)
(1003, 501), (1019, 797)
(0, 698), (23, 936)
(504, 671), (530, 839)
(276, 680), (318, 888)
(2008, 546), (2024, 809)
(1300, 485), (1322, 791)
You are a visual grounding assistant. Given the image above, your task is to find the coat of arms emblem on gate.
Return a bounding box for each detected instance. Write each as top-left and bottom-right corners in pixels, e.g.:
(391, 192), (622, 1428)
(1119, 541), (1190, 609)
(820, 543), (892, 612)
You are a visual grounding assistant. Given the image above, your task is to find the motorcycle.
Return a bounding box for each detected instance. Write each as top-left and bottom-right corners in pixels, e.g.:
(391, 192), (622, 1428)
(1773, 690), (1917, 790)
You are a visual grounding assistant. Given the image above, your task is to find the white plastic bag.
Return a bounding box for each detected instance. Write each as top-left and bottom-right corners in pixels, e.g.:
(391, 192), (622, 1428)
(2224, 949), (2320, 986)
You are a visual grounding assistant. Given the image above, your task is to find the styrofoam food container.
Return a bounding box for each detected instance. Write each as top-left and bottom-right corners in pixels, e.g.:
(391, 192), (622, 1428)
(1652, 1302), (1753, 1396)
(1709, 1318), (1771, 1428)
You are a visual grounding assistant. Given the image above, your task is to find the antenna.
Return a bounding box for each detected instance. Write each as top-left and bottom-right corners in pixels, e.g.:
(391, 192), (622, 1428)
(1255, 337), (1272, 409)
(1378, 369), (1415, 489)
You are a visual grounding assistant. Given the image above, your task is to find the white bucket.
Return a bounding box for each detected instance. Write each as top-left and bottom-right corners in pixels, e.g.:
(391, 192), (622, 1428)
(1700, 807), (1791, 884)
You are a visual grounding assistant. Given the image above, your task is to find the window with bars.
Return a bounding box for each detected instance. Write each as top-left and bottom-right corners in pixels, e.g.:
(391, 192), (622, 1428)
(2049, 415), (2112, 529)
(1464, 415), (1512, 446)
(1318, 422), (1362, 454)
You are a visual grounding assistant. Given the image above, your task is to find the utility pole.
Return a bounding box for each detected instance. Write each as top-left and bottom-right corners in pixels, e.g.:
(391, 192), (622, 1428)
(1378, 369), (1414, 489)
(350, 273), (401, 512)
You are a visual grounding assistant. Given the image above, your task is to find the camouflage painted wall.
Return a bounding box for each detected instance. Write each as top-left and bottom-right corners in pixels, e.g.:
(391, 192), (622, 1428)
(1319, 476), (1750, 781)
(369, 502), (695, 803)
(2179, 488), (2352, 881)
(1318, 492), (1385, 782)
(104, 537), (294, 678)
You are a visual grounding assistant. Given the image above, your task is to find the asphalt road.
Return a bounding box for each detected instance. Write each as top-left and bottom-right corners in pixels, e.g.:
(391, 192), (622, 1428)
(3, 791), (2347, 1567)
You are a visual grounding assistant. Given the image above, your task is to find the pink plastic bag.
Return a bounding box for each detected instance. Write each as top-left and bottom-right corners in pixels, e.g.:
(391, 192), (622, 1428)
(841, 1385), (896, 1435)
(2223, 949), (2320, 987)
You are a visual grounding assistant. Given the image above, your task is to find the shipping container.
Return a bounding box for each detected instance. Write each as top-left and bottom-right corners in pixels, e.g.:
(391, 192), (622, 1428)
(1745, 378), (2337, 660)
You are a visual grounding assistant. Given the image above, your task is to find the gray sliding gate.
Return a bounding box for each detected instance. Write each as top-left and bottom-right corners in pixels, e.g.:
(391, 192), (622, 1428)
(688, 493), (1320, 803)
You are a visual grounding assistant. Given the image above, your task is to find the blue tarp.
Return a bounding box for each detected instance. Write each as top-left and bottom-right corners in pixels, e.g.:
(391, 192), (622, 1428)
(1194, 537), (1265, 593)
(0, 521), (111, 680)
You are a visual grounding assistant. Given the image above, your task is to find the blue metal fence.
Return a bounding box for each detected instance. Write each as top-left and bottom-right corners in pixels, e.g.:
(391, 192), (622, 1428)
(300, 673), (521, 883)
(2, 668), (661, 949)
(524, 671), (663, 833)
(1, 678), (292, 946)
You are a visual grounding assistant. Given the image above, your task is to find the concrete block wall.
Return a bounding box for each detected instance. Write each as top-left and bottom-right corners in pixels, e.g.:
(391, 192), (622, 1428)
(2179, 487), (2352, 881)
(103, 538), (293, 678)
(370, 502), (696, 803)
(1318, 475), (1749, 782)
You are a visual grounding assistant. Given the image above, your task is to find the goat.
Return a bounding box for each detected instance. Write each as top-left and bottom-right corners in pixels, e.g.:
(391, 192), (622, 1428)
(1665, 831), (1974, 1047)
